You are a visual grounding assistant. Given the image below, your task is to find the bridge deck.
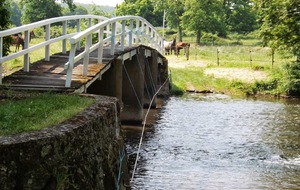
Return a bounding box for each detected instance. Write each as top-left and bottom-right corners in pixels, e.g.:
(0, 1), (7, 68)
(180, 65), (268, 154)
(1, 46), (137, 92)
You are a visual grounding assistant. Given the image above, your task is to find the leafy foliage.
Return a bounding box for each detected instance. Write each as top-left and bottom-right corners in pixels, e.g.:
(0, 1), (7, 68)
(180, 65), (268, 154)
(8, 0), (22, 26)
(223, 0), (258, 34)
(153, 0), (185, 41)
(20, 0), (63, 24)
(182, 0), (226, 44)
(254, 0), (300, 56)
(0, 0), (11, 56)
(116, 0), (163, 26)
(253, 0), (300, 95)
(20, 0), (76, 23)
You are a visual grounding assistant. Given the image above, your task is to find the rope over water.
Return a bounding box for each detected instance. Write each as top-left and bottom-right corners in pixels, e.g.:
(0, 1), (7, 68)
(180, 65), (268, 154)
(130, 77), (169, 183)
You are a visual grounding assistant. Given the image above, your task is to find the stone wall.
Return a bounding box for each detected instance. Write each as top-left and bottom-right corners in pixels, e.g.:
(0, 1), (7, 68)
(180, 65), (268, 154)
(0, 95), (130, 190)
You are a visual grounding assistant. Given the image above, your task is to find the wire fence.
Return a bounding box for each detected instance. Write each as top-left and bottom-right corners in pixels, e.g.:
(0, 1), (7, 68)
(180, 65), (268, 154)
(190, 45), (295, 69)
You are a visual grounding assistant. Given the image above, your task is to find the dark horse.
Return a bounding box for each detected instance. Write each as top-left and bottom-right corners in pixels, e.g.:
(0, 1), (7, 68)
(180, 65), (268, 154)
(164, 37), (176, 55)
(11, 31), (35, 52)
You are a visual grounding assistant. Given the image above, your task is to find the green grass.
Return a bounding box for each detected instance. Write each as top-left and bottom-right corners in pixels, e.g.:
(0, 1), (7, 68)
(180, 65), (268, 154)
(0, 93), (95, 136)
(167, 36), (295, 96)
(170, 67), (246, 96)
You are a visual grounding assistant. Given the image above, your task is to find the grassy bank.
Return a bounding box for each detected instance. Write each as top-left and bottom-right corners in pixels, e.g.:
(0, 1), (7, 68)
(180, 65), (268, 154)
(168, 38), (295, 97)
(0, 93), (94, 136)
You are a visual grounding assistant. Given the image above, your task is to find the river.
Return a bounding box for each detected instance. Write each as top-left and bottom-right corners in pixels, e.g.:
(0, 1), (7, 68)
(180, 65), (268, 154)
(124, 93), (300, 190)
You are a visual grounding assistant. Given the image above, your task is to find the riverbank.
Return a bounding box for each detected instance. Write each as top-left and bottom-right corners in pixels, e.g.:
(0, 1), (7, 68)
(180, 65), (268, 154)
(167, 46), (291, 97)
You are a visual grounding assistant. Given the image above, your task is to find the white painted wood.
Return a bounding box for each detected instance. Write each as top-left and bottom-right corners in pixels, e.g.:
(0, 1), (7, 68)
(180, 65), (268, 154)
(45, 24), (50, 61)
(0, 15), (164, 87)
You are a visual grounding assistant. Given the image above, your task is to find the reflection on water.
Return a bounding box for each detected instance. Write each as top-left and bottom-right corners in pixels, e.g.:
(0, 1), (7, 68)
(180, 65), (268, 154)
(124, 94), (300, 190)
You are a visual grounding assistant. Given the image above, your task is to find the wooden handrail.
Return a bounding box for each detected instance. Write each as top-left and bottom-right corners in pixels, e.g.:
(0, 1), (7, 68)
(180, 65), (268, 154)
(0, 15), (110, 84)
(65, 16), (163, 87)
(0, 15), (163, 87)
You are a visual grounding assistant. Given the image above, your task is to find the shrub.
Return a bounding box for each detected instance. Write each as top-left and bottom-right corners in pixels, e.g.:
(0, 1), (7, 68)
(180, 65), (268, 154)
(285, 62), (300, 96)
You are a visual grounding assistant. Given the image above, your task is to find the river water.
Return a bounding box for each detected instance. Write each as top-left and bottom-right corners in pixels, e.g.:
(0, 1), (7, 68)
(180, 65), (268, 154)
(124, 94), (300, 190)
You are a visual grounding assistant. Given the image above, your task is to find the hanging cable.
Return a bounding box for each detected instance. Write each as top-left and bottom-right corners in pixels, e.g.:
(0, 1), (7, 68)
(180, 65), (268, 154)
(136, 54), (152, 101)
(145, 57), (157, 96)
(123, 63), (143, 109)
(158, 64), (162, 86)
(130, 76), (169, 183)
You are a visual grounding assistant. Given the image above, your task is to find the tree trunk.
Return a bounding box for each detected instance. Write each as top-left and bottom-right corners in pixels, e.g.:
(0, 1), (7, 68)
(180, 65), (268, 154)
(196, 30), (201, 45)
(178, 25), (183, 42)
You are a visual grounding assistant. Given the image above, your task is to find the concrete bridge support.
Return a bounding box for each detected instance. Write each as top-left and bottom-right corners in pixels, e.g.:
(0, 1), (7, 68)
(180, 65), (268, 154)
(87, 47), (168, 125)
(144, 50), (158, 108)
(121, 48), (145, 124)
(87, 59), (123, 106)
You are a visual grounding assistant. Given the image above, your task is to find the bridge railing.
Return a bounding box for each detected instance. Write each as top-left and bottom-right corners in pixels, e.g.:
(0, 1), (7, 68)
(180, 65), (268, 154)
(0, 15), (113, 85)
(65, 15), (164, 87)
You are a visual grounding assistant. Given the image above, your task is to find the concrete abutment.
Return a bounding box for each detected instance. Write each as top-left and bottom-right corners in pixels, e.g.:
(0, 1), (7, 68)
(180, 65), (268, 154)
(87, 46), (169, 125)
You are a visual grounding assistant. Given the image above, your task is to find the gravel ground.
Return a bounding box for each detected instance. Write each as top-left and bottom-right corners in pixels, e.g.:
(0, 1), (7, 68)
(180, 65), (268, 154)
(167, 56), (269, 83)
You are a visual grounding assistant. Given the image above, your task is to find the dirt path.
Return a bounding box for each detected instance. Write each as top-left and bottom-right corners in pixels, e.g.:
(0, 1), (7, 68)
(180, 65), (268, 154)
(167, 55), (269, 83)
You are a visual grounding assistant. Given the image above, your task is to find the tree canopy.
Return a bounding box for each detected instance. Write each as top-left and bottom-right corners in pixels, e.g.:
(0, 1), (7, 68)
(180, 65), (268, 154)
(182, 0), (225, 44)
(116, 0), (163, 27)
(0, 0), (11, 56)
(254, 0), (300, 57)
(20, 0), (76, 24)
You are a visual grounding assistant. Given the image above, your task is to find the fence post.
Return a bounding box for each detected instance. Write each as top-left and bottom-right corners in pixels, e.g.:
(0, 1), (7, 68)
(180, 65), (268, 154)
(217, 48), (219, 66)
(249, 48), (252, 67)
(271, 48), (275, 69)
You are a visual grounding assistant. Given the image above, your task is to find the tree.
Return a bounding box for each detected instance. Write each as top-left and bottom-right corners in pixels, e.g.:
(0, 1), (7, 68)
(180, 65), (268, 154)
(182, 0), (225, 44)
(254, 0), (300, 95)
(9, 0), (22, 26)
(153, 0), (185, 41)
(20, 0), (76, 24)
(116, 0), (163, 27)
(223, 0), (258, 34)
(254, 0), (300, 56)
(0, 0), (11, 56)
(63, 5), (88, 27)
(89, 3), (113, 18)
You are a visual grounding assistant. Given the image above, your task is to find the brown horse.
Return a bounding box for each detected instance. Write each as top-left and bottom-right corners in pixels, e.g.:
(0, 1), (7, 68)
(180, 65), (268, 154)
(176, 42), (191, 60)
(11, 34), (24, 52)
(11, 31), (35, 52)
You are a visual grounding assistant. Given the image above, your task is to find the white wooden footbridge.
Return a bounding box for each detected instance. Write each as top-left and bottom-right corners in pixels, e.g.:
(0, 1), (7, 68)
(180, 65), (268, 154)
(0, 15), (170, 122)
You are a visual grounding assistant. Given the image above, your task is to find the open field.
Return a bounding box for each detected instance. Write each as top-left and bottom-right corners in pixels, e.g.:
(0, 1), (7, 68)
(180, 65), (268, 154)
(167, 39), (295, 96)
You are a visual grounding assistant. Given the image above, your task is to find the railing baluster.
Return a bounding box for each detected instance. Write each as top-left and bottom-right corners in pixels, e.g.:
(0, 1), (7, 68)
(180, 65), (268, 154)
(76, 19), (81, 50)
(83, 34), (92, 76)
(23, 30), (30, 72)
(45, 24), (50, 61)
(136, 19), (139, 44)
(66, 44), (76, 87)
(62, 21), (67, 54)
(98, 28), (104, 64)
(110, 22), (116, 55)
(129, 19), (133, 47)
(141, 21), (144, 45)
(121, 20), (125, 51)
(146, 25), (149, 46)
